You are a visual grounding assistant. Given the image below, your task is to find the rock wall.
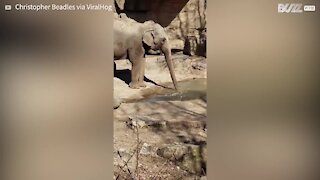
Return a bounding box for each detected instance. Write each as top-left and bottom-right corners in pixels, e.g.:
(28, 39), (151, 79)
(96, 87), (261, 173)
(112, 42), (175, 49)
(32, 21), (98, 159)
(165, 0), (206, 56)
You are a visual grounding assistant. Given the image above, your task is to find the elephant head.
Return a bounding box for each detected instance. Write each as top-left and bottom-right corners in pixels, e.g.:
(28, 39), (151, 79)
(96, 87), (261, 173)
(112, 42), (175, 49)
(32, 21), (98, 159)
(142, 21), (178, 90)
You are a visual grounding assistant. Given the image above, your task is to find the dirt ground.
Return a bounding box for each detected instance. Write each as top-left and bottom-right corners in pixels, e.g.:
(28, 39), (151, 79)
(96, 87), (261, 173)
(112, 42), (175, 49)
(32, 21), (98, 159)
(114, 54), (207, 179)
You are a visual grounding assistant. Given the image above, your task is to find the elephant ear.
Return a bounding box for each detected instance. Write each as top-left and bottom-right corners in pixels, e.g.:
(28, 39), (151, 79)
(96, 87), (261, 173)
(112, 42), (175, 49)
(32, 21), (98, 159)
(143, 30), (155, 47)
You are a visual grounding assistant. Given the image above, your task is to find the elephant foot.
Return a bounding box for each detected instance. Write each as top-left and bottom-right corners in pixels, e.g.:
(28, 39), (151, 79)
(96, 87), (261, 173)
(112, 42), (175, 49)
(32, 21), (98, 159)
(139, 82), (146, 87)
(129, 82), (140, 89)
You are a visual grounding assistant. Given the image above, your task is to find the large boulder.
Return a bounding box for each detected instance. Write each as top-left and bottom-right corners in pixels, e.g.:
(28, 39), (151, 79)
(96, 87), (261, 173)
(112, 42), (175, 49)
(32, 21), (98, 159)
(114, 0), (125, 10)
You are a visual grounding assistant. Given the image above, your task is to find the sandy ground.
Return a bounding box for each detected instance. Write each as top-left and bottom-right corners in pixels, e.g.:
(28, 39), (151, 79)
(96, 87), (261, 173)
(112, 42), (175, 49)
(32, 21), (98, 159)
(113, 54), (207, 179)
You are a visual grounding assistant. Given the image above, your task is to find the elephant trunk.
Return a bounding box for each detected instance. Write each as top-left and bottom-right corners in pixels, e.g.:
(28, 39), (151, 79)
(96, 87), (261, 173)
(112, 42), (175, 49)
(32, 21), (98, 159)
(161, 41), (178, 90)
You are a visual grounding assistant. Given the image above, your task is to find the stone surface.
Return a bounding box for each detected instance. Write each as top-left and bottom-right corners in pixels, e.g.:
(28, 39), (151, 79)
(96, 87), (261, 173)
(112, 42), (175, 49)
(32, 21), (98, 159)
(139, 143), (158, 155)
(198, 28), (207, 57)
(126, 116), (147, 128)
(170, 39), (185, 51)
(166, 0), (207, 56)
(114, 148), (137, 173)
(157, 144), (207, 175)
(115, 0), (125, 10)
(126, 115), (167, 129)
(192, 59), (207, 71)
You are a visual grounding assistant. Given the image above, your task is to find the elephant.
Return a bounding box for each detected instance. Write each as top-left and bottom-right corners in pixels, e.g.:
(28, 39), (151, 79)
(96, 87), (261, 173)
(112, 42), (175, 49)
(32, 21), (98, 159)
(114, 16), (178, 90)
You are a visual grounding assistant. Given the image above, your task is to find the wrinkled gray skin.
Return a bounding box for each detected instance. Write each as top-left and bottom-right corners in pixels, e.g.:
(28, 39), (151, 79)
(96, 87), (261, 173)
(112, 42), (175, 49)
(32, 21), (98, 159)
(114, 16), (178, 89)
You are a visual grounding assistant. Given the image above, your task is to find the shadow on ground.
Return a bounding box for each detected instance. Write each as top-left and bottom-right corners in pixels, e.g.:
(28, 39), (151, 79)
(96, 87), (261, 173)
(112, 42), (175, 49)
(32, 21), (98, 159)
(114, 68), (160, 86)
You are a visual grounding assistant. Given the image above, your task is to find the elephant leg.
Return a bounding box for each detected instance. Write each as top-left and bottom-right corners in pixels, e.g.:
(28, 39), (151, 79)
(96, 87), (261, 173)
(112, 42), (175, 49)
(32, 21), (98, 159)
(128, 48), (145, 89)
(138, 58), (146, 87)
(129, 61), (140, 89)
